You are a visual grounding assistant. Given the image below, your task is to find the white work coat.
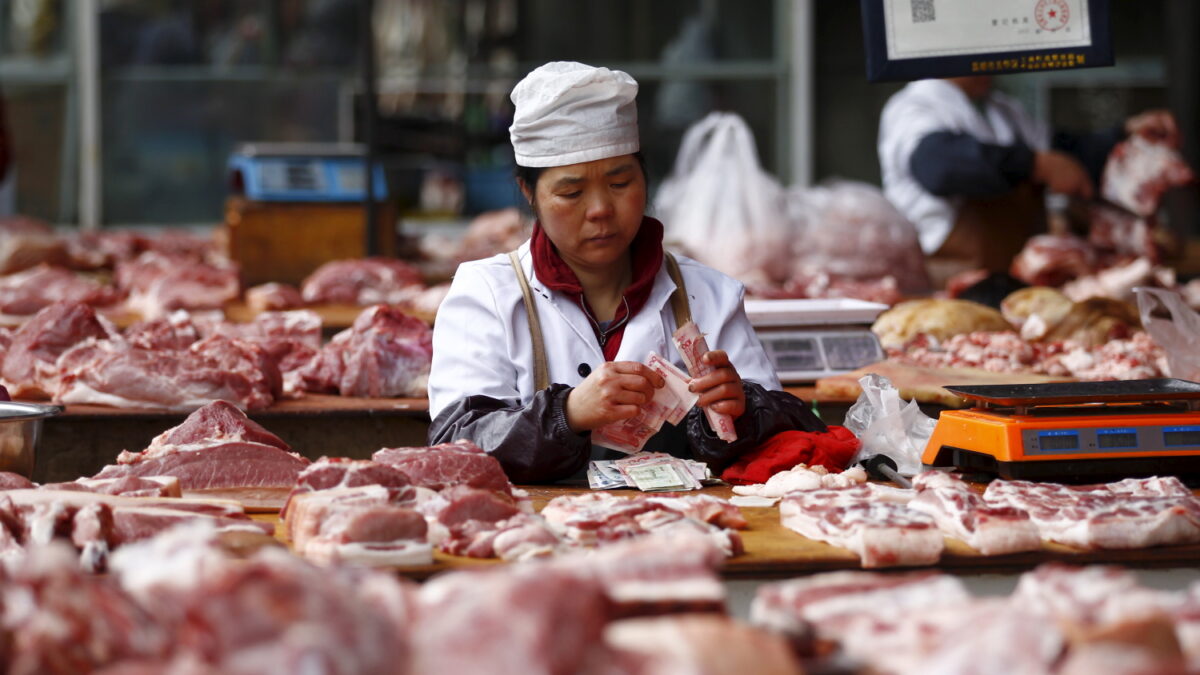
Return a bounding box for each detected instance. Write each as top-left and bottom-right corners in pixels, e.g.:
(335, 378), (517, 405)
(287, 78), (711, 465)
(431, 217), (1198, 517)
(878, 79), (1050, 254)
(428, 240), (781, 420)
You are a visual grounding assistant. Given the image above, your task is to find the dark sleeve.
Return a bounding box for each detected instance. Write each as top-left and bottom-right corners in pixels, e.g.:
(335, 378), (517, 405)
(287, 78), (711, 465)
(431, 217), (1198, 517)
(427, 383), (591, 484)
(684, 382), (827, 473)
(909, 131), (1036, 198)
(1052, 125), (1125, 186)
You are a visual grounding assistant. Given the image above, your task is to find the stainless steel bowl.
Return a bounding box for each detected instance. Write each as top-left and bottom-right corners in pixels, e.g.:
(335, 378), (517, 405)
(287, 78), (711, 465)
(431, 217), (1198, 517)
(0, 401), (63, 478)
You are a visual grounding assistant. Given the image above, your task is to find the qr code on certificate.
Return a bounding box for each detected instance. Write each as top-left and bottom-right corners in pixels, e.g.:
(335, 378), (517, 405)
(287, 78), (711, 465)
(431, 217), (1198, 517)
(911, 0), (935, 23)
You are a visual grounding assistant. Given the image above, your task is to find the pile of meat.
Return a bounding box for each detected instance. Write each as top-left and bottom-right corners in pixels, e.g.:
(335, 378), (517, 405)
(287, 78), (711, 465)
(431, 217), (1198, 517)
(0, 219), (452, 324)
(0, 300), (433, 408)
(877, 292), (1167, 380)
(281, 441), (749, 566)
(890, 330), (1167, 380)
(0, 221), (240, 323)
(1001, 135), (1196, 306)
(0, 522), (796, 674)
(0, 472), (272, 573)
(773, 469), (1200, 568)
(752, 563), (1200, 674)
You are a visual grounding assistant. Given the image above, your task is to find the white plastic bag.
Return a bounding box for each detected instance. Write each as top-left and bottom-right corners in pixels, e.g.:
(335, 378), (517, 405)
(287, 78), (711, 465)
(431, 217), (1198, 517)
(655, 112), (792, 285)
(843, 374), (937, 476)
(1135, 287), (1200, 380)
(787, 180), (930, 294)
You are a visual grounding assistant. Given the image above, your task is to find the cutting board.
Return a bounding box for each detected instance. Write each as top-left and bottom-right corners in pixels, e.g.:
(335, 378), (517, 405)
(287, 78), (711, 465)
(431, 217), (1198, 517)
(815, 360), (1072, 408)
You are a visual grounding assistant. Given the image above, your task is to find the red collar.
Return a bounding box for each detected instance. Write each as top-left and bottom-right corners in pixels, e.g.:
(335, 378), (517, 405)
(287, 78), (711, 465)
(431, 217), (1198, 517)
(531, 217), (665, 360)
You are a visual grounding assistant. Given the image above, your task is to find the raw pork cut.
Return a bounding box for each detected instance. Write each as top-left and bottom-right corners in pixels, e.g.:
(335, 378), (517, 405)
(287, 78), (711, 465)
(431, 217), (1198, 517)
(983, 478), (1200, 549)
(908, 471), (1041, 555)
(540, 491), (745, 556)
(300, 304), (432, 397)
(145, 400), (287, 451)
(373, 439), (512, 495)
(123, 311), (202, 350)
(281, 456), (413, 517)
(0, 264), (122, 319)
(285, 485), (431, 566)
(115, 252), (239, 320)
(56, 334), (281, 411)
(300, 257), (422, 305)
(93, 402), (307, 507)
(1102, 135), (1196, 217)
(1010, 233), (1096, 287)
(245, 282), (304, 312)
(413, 564), (615, 675)
(779, 484), (942, 568)
(0, 215), (68, 274)
(1, 301), (118, 398)
(62, 229), (147, 269)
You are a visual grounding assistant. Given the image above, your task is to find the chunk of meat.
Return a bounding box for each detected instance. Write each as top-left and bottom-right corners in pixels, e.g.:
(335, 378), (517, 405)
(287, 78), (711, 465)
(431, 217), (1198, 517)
(245, 282), (304, 312)
(372, 440), (513, 495)
(116, 252), (239, 320)
(779, 485), (941, 568)
(1102, 136), (1196, 217)
(285, 485), (431, 566)
(56, 335), (281, 411)
(908, 471), (1041, 555)
(281, 457), (413, 517)
(145, 400), (289, 452)
(299, 305), (432, 398)
(300, 257), (423, 305)
(1, 301), (118, 398)
(0, 265), (122, 317)
(1010, 234), (1097, 287)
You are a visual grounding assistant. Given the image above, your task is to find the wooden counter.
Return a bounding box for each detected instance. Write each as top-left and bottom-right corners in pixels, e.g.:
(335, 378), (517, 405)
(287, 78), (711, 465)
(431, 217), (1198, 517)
(259, 485), (1200, 582)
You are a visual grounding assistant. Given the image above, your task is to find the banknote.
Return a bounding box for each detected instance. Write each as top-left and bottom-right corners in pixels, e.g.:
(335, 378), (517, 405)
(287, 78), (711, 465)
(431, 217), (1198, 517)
(671, 321), (738, 442)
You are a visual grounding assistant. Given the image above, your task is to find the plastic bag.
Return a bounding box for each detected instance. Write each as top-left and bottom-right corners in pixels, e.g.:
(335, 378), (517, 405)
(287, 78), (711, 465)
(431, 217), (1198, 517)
(787, 180), (930, 294)
(655, 112), (792, 285)
(843, 374), (936, 476)
(1135, 287), (1200, 380)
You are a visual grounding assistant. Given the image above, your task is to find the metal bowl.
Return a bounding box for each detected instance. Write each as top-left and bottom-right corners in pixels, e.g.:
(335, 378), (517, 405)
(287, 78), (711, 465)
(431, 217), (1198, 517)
(0, 401), (64, 478)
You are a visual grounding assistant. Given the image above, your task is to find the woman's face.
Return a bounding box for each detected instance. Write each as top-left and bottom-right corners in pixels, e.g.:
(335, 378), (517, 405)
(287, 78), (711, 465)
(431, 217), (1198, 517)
(524, 154), (646, 272)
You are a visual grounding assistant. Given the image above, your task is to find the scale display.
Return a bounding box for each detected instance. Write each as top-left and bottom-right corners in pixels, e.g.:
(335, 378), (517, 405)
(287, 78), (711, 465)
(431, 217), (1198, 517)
(1023, 424), (1200, 456)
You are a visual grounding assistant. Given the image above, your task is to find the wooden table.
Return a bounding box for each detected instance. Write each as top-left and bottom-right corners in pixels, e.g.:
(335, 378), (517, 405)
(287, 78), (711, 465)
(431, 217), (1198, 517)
(258, 485), (1200, 582)
(35, 394), (433, 484)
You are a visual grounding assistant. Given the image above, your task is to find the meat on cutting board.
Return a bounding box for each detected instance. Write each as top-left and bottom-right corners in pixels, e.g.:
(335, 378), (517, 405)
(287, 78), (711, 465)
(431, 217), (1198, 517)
(56, 334), (282, 411)
(285, 484), (431, 567)
(281, 456), (414, 517)
(299, 304), (432, 398)
(300, 257), (423, 305)
(0, 264), (122, 318)
(779, 485), (943, 568)
(908, 471), (1041, 555)
(92, 401), (308, 508)
(983, 478), (1200, 549)
(145, 399), (288, 451)
(1, 300), (118, 398)
(115, 251), (240, 320)
(373, 439), (512, 495)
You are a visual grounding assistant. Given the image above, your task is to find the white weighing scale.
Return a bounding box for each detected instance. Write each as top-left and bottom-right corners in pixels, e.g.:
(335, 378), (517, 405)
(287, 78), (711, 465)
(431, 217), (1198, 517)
(744, 298), (887, 383)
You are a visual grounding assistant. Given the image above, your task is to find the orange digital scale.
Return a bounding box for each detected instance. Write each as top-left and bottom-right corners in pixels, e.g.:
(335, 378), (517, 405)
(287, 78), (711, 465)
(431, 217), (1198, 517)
(922, 379), (1200, 482)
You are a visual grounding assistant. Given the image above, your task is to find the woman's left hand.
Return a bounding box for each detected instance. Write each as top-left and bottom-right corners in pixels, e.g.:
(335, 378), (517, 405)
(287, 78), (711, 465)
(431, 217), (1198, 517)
(687, 350), (746, 419)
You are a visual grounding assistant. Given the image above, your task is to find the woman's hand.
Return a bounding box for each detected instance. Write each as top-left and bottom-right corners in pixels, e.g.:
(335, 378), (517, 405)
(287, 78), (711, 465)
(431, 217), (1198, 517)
(565, 361), (665, 432)
(687, 350), (746, 419)
(1126, 109), (1180, 147)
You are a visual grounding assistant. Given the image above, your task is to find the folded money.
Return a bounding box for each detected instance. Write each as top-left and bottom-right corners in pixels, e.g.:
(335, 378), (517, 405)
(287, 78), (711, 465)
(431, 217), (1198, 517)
(672, 320), (738, 442)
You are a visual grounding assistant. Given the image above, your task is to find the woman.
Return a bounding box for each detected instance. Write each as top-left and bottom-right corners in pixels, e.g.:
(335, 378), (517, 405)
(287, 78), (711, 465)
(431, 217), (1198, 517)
(428, 62), (823, 483)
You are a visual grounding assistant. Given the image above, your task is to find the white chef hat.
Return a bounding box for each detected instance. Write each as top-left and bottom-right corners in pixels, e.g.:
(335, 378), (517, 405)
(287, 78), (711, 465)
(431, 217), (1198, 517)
(509, 61), (640, 168)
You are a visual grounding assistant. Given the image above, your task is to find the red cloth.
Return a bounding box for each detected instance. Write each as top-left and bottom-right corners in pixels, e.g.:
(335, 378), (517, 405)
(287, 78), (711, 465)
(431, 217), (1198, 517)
(531, 216), (665, 361)
(720, 426), (861, 485)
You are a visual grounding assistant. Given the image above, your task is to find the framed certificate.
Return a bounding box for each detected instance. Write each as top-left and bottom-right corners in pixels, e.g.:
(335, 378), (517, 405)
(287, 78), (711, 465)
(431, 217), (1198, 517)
(861, 0), (1113, 82)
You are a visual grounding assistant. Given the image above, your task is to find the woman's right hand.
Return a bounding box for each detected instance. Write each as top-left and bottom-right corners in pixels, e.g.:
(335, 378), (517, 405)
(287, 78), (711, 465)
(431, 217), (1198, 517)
(1032, 150), (1094, 200)
(565, 361), (665, 432)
